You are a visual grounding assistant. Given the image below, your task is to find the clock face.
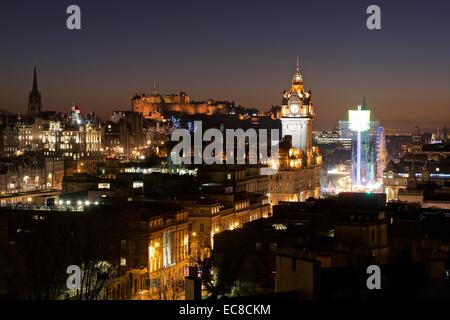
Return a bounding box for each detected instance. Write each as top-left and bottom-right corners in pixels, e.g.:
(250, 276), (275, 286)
(290, 103), (299, 114)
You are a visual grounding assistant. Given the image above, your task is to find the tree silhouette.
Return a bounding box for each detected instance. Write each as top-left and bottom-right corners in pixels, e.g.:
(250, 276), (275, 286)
(0, 209), (119, 300)
(191, 245), (245, 300)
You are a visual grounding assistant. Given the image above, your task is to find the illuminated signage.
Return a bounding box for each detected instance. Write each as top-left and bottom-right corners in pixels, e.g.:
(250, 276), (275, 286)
(349, 109), (370, 132)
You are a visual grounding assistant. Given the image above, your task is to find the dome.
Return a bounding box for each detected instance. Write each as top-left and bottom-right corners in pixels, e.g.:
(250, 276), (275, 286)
(292, 57), (303, 84)
(293, 71), (302, 84)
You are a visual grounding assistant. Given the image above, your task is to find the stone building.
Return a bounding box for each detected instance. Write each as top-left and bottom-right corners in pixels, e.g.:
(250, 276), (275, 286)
(0, 156), (63, 196)
(131, 84), (229, 119)
(268, 63), (322, 205)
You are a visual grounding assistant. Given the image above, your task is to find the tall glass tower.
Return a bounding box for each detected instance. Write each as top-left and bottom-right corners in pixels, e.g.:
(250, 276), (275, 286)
(339, 99), (386, 190)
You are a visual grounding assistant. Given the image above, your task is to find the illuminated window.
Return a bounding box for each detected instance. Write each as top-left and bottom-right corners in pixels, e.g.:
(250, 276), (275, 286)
(133, 181), (144, 189)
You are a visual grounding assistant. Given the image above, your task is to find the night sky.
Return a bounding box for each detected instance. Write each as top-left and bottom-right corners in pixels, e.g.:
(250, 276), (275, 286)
(1, 0), (450, 129)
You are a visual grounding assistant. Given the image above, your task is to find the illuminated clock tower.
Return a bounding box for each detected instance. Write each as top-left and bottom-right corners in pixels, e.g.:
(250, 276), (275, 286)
(280, 60), (314, 151)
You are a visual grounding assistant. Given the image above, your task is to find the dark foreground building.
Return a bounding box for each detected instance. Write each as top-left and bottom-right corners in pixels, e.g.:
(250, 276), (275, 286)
(213, 193), (450, 299)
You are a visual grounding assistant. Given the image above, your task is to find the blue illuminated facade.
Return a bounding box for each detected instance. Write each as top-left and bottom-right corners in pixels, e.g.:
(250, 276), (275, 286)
(339, 100), (386, 189)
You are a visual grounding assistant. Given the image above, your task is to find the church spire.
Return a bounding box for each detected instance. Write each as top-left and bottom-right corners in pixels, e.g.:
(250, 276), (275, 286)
(28, 66), (42, 114)
(32, 66), (38, 91)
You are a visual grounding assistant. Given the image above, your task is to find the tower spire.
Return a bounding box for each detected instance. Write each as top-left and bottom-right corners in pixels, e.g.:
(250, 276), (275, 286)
(32, 66), (38, 91)
(28, 65), (42, 114)
(292, 57), (303, 85)
(152, 80), (157, 95)
(362, 96), (368, 109)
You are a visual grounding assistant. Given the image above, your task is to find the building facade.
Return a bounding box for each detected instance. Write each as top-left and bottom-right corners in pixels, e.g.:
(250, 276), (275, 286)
(132, 85), (230, 119)
(0, 157), (63, 196)
(280, 61), (314, 151)
(269, 63), (322, 205)
(339, 100), (387, 190)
